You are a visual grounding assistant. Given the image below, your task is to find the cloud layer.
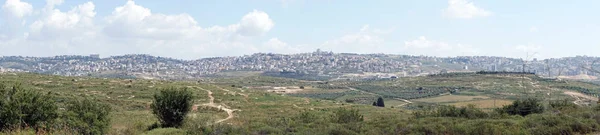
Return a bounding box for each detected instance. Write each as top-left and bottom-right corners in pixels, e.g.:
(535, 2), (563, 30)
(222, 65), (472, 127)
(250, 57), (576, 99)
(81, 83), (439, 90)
(0, 0), (554, 59)
(443, 0), (491, 19)
(0, 0), (278, 59)
(404, 36), (479, 56)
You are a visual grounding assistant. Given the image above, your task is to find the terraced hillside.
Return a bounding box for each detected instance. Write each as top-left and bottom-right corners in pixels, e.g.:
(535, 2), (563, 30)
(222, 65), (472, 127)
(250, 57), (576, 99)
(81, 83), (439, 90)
(248, 73), (600, 109)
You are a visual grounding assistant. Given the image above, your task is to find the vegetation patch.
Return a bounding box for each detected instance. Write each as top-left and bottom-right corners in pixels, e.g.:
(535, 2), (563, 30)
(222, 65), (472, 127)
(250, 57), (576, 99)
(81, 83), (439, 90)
(414, 95), (490, 103)
(450, 99), (513, 109)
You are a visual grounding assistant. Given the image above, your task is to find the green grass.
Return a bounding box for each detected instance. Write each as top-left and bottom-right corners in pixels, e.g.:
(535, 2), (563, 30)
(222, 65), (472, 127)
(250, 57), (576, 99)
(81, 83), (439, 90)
(2, 72), (600, 134)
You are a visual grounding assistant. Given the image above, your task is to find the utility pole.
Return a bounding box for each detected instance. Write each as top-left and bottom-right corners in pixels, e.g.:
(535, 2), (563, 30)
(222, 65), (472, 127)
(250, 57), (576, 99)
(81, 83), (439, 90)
(521, 52), (538, 98)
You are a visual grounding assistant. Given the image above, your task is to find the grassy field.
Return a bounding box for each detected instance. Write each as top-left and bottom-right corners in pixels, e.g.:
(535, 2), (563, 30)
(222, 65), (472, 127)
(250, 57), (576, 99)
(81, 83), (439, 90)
(2, 72), (600, 134)
(0, 73), (404, 134)
(450, 99), (514, 109)
(414, 95), (490, 103)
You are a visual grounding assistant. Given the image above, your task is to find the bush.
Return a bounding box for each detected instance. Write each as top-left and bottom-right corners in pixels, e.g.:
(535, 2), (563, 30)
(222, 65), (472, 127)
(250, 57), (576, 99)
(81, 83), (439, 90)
(64, 98), (111, 135)
(151, 87), (193, 128)
(498, 98), (544, 116)
(331, 108), (363, 123)
(0, 84), (58, 131)
(294, 111), (319, 123)
(414, 105), (488, 119)
(523, 114), (599, 135)
(549, 99), (578, 111)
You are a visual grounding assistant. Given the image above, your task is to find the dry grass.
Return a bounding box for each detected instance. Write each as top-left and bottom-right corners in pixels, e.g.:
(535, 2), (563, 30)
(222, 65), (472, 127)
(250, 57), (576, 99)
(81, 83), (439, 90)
(449, 99), (513, 108)
(414, 95), (489, 103)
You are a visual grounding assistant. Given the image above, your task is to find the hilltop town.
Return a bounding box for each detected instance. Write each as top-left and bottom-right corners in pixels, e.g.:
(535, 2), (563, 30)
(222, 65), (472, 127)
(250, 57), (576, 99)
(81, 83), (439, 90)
(1, 50), (598, 80)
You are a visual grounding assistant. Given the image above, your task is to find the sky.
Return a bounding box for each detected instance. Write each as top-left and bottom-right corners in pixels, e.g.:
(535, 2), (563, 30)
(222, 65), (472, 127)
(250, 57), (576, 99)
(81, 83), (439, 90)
(1, 0), (599, 60)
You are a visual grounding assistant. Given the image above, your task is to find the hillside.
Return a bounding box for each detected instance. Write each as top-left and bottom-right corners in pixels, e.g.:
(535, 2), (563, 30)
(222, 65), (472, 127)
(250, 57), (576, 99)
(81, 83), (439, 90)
(0, 73), (402, 134)
(2, 72), (600, 134)
(2, 53), (600, 80)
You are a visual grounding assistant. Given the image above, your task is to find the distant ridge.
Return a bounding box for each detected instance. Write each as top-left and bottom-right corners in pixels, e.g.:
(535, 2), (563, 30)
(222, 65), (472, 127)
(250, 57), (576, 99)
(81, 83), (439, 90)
(1, 51), (599, 80)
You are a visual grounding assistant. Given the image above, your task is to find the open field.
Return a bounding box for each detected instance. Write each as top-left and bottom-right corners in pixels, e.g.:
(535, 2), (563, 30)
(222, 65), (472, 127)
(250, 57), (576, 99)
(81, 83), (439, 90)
(414, 95), (490, 103)
(0, 73), (404, 134)
(3, 72), (600, 134)
(450, 99), (514, 109)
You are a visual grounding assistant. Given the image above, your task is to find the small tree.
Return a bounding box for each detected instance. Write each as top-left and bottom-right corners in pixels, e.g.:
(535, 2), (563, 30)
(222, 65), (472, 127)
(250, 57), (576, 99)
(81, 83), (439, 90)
(151, 87), (193, 128)
(0, 84), (58, 131)
(64, 98), (111, 135)
(376, 97), (385, 107)
(498, 98), (544, 116)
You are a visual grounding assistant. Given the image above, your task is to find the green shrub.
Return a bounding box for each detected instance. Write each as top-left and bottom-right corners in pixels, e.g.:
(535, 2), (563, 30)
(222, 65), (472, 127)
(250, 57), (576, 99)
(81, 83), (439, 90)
(150, 87), (193, 128)
(498, 98), (544, 116)
(523, 114), (599, 135)
(64, 98), (112, 135)
(294, 111), (319, 123)
(327, 124), (358, 135)
(331, 108), (363, 123)
(414, 105), (488, 119)
(0, 84), (58, 131)
(549, 99), (578, 111)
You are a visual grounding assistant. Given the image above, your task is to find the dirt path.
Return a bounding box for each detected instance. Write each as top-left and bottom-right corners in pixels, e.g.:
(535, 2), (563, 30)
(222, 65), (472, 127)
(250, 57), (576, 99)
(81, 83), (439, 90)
(214, 85), (249, 98)
(214, 85), (250, 102)
(564, 91), (598, 105)
(190, 86), (240, 124)
(395, 98), (413, 104)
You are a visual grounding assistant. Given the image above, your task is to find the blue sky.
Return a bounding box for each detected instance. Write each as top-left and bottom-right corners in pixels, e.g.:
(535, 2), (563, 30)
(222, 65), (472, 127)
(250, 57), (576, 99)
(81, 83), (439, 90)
(1, 0), (599, 59)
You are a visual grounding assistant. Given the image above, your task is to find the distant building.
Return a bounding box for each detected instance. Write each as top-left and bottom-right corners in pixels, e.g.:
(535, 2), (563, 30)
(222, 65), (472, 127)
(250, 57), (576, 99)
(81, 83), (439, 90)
(491, 65), (497, 71)
(440, 69), (449, 74)
(463, 65), (469, 70)
(90, 54), (100, 59)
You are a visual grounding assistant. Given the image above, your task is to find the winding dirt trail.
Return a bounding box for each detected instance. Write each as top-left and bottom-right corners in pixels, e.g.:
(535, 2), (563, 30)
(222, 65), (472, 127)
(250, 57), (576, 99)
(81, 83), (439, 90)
(564, 91), (598, 105)
(190, 86), (240, 124)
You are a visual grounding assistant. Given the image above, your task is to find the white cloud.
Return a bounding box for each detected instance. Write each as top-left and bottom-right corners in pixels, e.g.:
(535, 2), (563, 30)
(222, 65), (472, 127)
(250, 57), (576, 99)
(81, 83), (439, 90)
(238, 10), (274, 37)
(515, 44), (542, 52)
(321, 25), (387, 53)
(103, 0), (199, 40)
(262, 38), (302, 54)
(28, 1), (97, 41)
(404, 36), (451, 50)
(443, 0), (491, 19)
(2, 0), (33, 18)
(403, 36), (479, 56)
(529, 26), (538, 32)
(0, 0), (279, 59)
(45, 0), (64, 9)
(1, 0), (33, 40)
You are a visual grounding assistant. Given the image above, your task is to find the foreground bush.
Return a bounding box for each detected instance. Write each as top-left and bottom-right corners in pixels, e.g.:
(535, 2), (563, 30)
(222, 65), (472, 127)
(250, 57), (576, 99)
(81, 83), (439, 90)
(64, 98), (112, 135)
(0, 84), (58, 131)
(151, 87), (193, 127)
(413, 104), (488, 119)
(331, 108), (363, 123)
(523, 114), (599, 135)
(498, 98), (544, 116)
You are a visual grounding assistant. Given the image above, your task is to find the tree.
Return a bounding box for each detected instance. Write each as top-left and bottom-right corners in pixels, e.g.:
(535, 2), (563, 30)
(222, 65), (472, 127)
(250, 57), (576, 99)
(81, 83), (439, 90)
(64, 98), (112, 135)
(0, 83), (58, 131)
(151, 87), (193, 128)
(376, 97), (385, 107)
(498, 98), (544, 116)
